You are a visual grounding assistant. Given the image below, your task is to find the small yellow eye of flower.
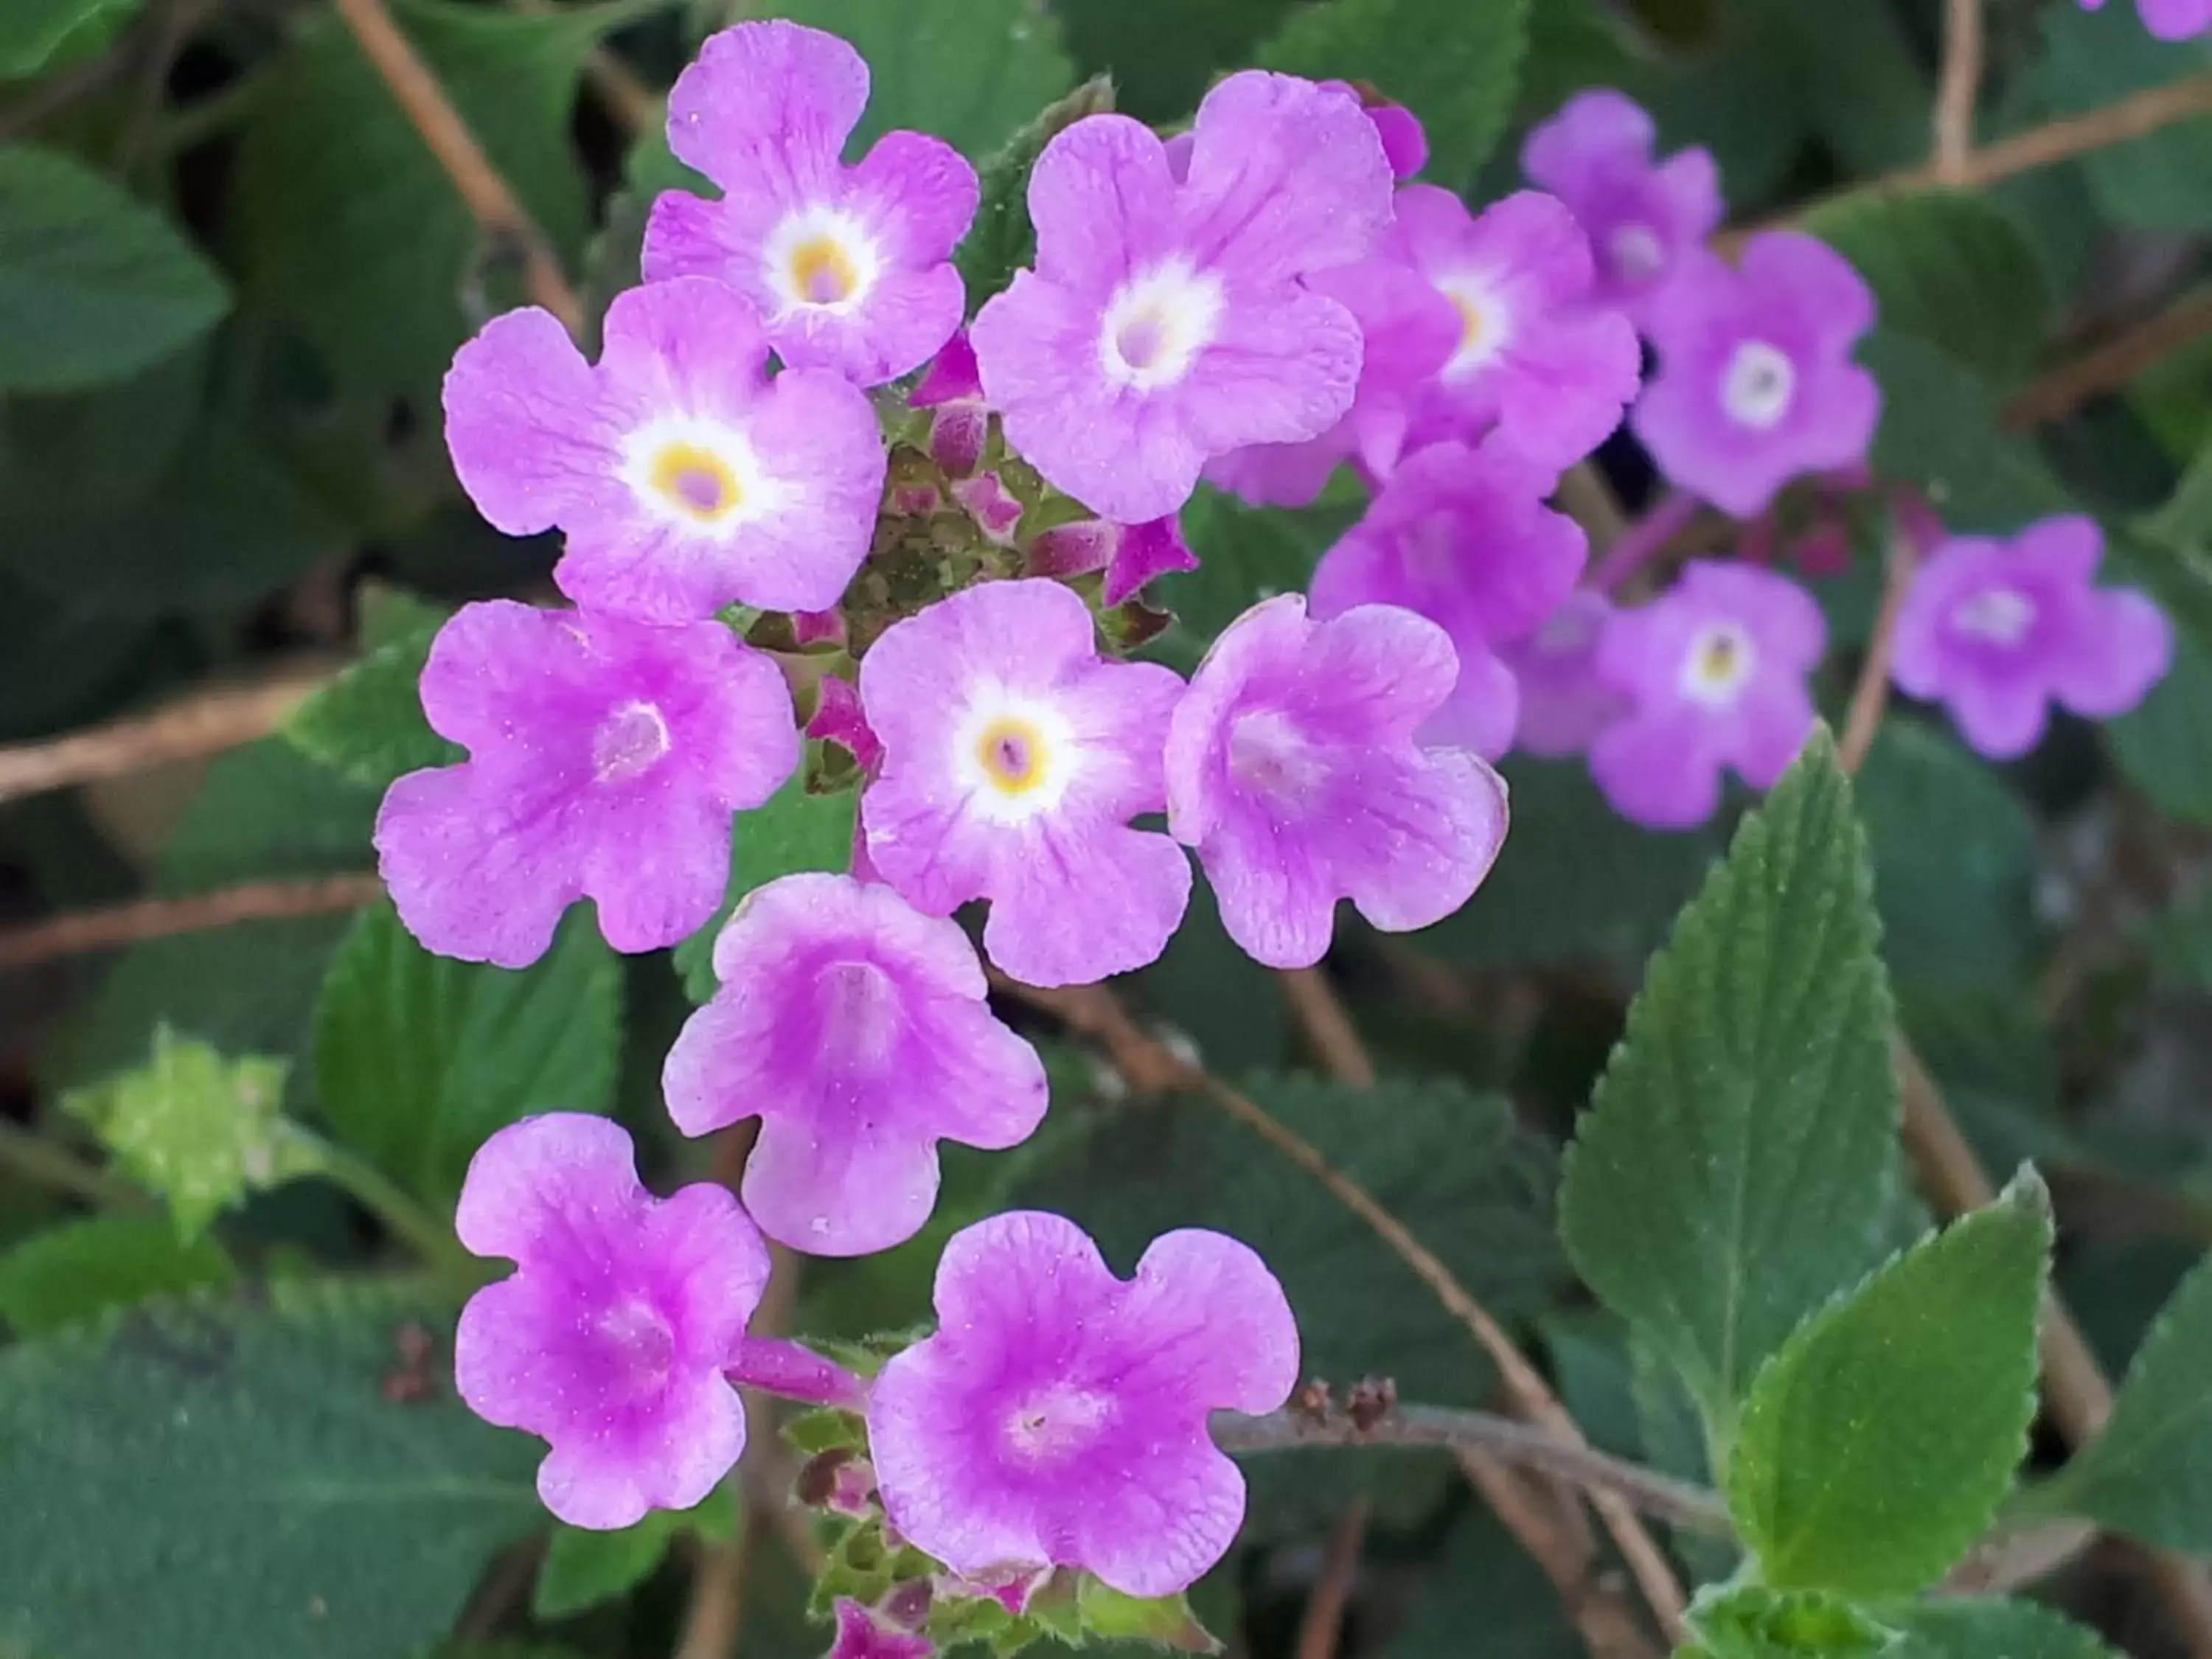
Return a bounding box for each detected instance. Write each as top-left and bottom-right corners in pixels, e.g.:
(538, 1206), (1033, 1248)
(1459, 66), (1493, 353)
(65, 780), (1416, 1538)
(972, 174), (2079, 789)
(648, 442), (742, 524)
(1451, 292), (1486, 355)
(1697, 633), (1739, 681)
(791, 235), (860, 306)
(975, 717), (1049, 795)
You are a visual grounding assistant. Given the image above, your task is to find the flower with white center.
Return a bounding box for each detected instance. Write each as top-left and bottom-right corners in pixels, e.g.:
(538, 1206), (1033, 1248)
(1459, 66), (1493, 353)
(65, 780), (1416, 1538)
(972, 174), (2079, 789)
(858, 580), (1191, 987)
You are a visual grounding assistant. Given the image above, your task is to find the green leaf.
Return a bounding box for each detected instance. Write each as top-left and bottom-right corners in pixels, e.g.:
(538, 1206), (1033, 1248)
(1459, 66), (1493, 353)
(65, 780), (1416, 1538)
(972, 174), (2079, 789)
(0, 1215), (233, 1338)
(675, 773), (858, 1002)
(0, 145), (228, 394)
(1076, 1579), (1220, 1652)
(1054, 0), (1296, 123)
(1727, 1172), (2052, 1600)
(1855, 720), (2038, 991)
(1256, 0), (1531, 184)
(956, 76), (1116, 309)
(313, 902), (622, 1207)
(2109, 622), (2212, 825)
(0, 0), (143, 77)
(1015, 1074), (1568, 1540)
(2042, 1251), (2212, 1551)
(532, 1488), (737, 1620)
(1380, 1502), (1579, 1659)
(1859, 329), (2072, 533)
(0, 1280), (541, 1659)
(65, 1029), (319, 1239)
(1151, 484), (1359, 660)
(1804, 190), (2048, 386)
(284, 615), (459, 790)
(1891, 1598), (2121, 1659)
(232, 1), (628, 403)
(2027, 3), (2212, 232)
(1680, 1583), (1896, 1659)
(761, 0), (1075, 156)
(1415, 754), (1723, 970)
(1559, 731), (1900, 1434)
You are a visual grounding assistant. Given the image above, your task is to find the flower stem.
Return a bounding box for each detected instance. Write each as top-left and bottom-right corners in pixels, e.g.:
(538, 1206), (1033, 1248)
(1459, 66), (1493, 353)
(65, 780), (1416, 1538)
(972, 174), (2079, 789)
(312, 1137), (471, 1275)
(0, 1117), (151, 1212)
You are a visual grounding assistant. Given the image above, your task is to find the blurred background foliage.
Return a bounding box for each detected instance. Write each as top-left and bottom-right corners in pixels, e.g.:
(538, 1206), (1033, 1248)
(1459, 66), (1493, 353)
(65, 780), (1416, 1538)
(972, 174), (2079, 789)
(2, 0), (2212, 1655)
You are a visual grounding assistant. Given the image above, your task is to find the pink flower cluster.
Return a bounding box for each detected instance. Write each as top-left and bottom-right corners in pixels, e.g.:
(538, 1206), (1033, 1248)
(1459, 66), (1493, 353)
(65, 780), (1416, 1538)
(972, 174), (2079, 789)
(387, 20), (1534, 1616)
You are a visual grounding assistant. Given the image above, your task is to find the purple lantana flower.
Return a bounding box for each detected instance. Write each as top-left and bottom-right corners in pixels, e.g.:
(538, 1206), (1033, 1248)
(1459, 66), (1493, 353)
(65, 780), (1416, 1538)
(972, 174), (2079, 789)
(1520, 90), (1722, 327)
(1029, 514), (1202, 605)
(867, 1211), (1298, 1599)
(1307, 440), (1588, 758)
(858, 580), (1192, 987)
(455, 1114), (769, 1529)
(829, 1600), (934, 1659)
(2082, 0), (2212, 37)
(1392, 188), (1641, 473)
(1164, 595), (1508, 969)
(644, 21), (978, 385)
(1589, 561), (1825, 828)
(1498, 589), (1627, 758)
(376, 602), (798, 967)
(1205, 254), (1458, 509)
(970, 72), (1394, 524)
(911, 331), (990, 479)
(1892, 515), (2174, 759)
(1632, 234), (1881, 519)
(445, 276), (886, 622)
(662, 872), (1048, 1257)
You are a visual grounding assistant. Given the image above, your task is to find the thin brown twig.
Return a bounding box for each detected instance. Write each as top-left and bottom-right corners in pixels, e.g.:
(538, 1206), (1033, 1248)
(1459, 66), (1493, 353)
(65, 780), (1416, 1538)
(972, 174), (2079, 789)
(1458, 1452), (1662, 1659)
(1837, 533), (1919, 775)
(1737, 70), (2212, 243)
(1216, 1402), (1731, 1535)
(1279, 968), (1378, 1087)
(1933, 0), (1984, 181)
(330, 0), (584, 334)
(0, 661), (336, 807)
(1006, 975), (1687, 1644)
(2004, 287), (2212, 428)
(0, 875), (384, 971)
(1293, 1499), (1371, 1659)
(506, 0), (660, 133)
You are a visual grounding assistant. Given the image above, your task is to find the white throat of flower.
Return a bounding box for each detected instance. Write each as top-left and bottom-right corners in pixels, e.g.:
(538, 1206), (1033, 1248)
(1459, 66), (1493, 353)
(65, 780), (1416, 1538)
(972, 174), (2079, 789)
(1003, 1381), (1114, 1464)
(1951, 586), (2037, 649)
(619, 414), (786, 539)
(953, 689), (1078, 824)
(1434, 272), (1512, 380)
(592, 700), (672, 784)
(1607, 223), (1666, 286)
(1099, 257), (1225, 392)
(762, 204), (882, 318)
(1680, 622), (1757, 709)
(1721, 340), (1796, 431)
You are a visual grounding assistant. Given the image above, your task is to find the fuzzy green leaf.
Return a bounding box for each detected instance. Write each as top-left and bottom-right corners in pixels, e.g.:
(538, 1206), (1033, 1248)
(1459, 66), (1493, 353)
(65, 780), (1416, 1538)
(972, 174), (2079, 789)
(313, 902), (622, 1207)
(532, 1488), (737, 1620)
(2042, 1251), (2212, 1552)
(285, 614), (459, 790)
(1860, 330), (2071, 533)
(956, 76), (1116, 308)
(0, 145), (228, 393)
(1559, 731), (1900, 1434)
(1891, 1599), (2121, 1659)
(1804, 190), (2048, 386)
(1727, 1172), (2052, 1599)
(0, 1215), (234, 1338)
(1077, 1579), (1220, 1652)
(2109, 622), (2212, 827)
(1680, 1583), (1896, 1658)
(2028, 3), (2212, 232)
(0, 0), (142, 77)
(675, 773), (858, 1002)
(0, 1281), (540, 1659)
(65, 1029), (319, 1238)
(1255, 0), (1531, 184)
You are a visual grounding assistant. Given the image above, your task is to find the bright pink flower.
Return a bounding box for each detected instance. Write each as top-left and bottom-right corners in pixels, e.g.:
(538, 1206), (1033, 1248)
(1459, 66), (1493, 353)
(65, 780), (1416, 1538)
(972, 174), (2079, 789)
(1590, 561), (1825, 828)
(2081, 0), (2212, 37)
(1392, 188), (1641, 473)
(829, 1599), (934, 1659)
(867, 1211), (1298, 1598)
(1893, 515), (2173, 758)
(858, 580), (1191, 987)
(1498, 588), (1628, 758)
(645, 21), (978, 384)
(375, 602), (797, 967)
(1520, 90), (1722, 327)
(1165, 595), (1508, 968)
(1632, 235), (1881, 518)
(1307, 440), (1587, 758)
(444, 277), (885, 622)
(663, 872), (1048, 1257)
(970, 72), (1393, 523)
(455, 1115), (769, 1529)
